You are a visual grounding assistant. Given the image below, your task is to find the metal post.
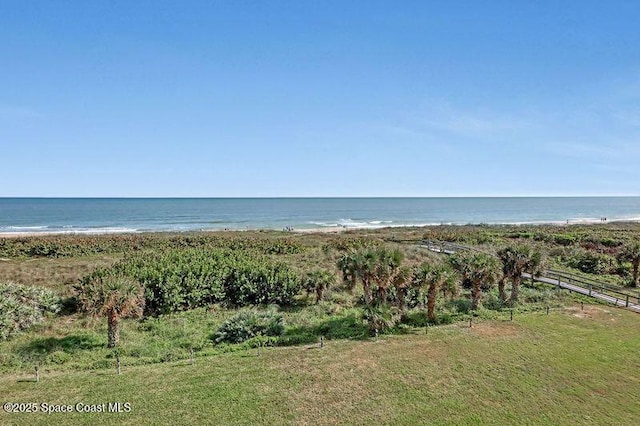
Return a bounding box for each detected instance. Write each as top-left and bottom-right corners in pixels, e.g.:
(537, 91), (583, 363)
(258, 341), (262, 357)
(581, 301), (583, 311)
(510, 309), (513, 321)
(469, 317), (472, 328)
(546, 306), (549, 315)
(35, 365), (39, 383)
(589, 285), (592, 297)
(116, 355), (121, 375)
(320, 336), (324, 348)
(626, 295), (629, 307)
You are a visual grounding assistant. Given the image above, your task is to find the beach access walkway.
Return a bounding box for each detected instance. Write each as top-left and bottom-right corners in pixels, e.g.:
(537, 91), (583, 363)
(420, 240), (640, 314)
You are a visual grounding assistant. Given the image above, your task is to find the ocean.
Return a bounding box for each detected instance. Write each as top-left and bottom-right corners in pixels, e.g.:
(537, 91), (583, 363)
(1, 197), (639, 235)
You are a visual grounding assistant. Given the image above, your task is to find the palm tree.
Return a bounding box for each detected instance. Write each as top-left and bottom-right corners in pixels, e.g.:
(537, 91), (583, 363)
(338, 246), (405, 306)
(337, 251), (358, 294)
(305, 269), (336, 303)
(413, 262), (454, 321)
(337, 247), (376, 304)
(77, 275), (145, 348)
(449, 251), (499, 310)
(356, 248), (378, 305)
(618, 242), (640, 287)
(391, 265), (413, 313)
(497, 274), (508, 305)
(371, 247), (404, 305)
(497, 244), (544, 305)
(526, 247), (546, 286)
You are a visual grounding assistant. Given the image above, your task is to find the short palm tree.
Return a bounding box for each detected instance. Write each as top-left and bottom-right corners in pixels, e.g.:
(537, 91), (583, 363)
(618, 242), (640, 287)
(337, 251), (358, 293)
(371, 247), (405, 305)
(452, 252), (500, 310)
(413, 262), (454, 321)
(77, 275), (145, 348)
(497, 244), (544, 305)
(391, 265), (413, 313)
(305, 269), (336, 303)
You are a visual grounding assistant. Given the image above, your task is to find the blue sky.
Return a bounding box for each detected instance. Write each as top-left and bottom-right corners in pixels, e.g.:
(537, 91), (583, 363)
(1, 1), (639, 197)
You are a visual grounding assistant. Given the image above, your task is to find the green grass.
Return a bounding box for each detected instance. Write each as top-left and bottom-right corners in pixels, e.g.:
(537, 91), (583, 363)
(1, 305), (638, 425)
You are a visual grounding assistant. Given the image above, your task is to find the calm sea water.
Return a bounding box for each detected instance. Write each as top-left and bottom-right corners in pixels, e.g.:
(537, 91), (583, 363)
(1, 198), (639, 235)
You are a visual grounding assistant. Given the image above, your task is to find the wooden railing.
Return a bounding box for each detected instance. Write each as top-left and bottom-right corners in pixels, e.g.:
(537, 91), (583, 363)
(420, 239), (640, 313)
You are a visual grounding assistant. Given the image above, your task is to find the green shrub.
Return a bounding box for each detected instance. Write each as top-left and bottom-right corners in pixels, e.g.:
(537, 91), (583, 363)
(554, 234), (577, 246)
(214, 310), (285, 344)
(564, 249), (614, 274)
(79, 248), (302, 315)
(362, 305), (400, 335)
(0, 282), (61, 340)
(46, 351), (72, 365)
(449, 298), (472, 314)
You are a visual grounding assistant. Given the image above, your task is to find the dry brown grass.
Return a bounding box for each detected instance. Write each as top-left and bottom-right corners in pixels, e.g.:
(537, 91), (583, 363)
(0, 256), (119, 296)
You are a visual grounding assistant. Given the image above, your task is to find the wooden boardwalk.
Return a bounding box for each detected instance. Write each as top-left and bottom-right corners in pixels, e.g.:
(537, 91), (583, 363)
(421, 240), (640, 314)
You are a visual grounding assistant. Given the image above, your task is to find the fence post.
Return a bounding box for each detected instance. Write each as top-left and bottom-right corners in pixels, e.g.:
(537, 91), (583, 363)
(35, 365), (39, 383)
(589, 285), (592, 297)
(116, 354), (121, 375)
(626, 295), (629, 308)
(320, 336), (324, 348)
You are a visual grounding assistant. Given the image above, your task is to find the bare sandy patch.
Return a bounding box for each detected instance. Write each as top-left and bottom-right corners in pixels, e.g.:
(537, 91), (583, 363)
(469, 321), (520, 338)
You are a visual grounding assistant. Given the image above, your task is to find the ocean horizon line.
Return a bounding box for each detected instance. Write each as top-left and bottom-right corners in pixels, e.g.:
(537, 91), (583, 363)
(1, 195), (640, 200)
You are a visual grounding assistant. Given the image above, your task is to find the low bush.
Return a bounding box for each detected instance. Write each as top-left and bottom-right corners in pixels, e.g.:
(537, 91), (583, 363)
(362, 304), (400, 335)
(564, 249), (615, 274)
(0, 282), (61, 340)
(214, 310), (285, 344)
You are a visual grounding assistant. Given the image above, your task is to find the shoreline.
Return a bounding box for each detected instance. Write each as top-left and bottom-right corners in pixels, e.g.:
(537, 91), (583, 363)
(1, 219), (639, 239)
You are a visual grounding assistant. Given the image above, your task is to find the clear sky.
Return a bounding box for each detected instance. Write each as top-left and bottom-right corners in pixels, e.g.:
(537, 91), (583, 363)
(1, 1), (639, 197)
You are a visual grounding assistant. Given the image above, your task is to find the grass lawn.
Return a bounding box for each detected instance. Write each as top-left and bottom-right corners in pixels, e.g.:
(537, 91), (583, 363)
(1, 305), (638, 425)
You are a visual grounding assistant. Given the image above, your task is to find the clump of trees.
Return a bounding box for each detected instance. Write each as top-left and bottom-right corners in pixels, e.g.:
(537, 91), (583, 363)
(449, 251), (500, 310)
(497, 244), (545, 304)
(0, 282), (61, 340)
(412, 263), (455, 322)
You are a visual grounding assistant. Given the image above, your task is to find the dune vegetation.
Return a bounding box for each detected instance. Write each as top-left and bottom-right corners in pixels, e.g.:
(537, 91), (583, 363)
(1, 223), (639, 424)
